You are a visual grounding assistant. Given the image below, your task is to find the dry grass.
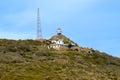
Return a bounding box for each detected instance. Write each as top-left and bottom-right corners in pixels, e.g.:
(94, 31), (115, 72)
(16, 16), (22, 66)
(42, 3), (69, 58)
(0, 39), (120, 80)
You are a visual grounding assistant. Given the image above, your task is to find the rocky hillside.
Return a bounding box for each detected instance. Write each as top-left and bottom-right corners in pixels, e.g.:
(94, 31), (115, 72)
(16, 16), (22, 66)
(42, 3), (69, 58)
(0, 39), (120, 80)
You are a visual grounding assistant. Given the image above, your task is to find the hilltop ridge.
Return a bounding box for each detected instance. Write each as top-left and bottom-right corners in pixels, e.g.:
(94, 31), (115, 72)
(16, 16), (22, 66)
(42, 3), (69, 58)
(0, 39), (120, 80)
(50, 34), (78, 46)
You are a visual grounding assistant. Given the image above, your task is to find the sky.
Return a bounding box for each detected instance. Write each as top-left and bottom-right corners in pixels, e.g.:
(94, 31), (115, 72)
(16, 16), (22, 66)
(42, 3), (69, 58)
(0, 0), (120, 57)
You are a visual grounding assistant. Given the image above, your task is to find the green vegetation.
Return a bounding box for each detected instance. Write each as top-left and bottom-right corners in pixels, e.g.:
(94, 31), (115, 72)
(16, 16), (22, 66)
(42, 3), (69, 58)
(50, 34), (78, 46)
(0, 39), (120, 80)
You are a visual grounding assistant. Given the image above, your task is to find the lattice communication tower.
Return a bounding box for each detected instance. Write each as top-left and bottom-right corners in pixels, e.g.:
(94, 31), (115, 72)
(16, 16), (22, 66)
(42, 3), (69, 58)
(37, 8), (43, 39)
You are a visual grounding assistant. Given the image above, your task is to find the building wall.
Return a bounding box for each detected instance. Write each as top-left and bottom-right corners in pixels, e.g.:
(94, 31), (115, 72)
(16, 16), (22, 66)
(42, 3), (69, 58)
(51, 39), (64, 44)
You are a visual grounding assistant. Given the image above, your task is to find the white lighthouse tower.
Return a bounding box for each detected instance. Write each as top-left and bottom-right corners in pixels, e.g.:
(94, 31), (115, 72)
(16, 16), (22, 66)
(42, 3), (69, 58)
(57, 28), (62, 35)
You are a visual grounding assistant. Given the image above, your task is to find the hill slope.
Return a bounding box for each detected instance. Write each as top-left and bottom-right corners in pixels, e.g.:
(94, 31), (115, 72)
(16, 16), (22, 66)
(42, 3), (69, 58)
(50, 34), (78, 46)
(0, 39), (120, 80)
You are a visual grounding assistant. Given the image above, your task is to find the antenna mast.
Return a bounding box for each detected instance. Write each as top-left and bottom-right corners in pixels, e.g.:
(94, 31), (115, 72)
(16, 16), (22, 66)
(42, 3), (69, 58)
(37, 8), (43, 39)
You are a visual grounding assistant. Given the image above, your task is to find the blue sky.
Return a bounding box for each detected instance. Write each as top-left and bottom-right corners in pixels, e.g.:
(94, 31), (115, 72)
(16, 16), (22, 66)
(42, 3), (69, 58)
(0, 0), (120, 57)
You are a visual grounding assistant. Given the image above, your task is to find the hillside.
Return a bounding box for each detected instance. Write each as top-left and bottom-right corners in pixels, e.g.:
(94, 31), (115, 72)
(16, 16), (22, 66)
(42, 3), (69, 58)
(0, 39), (120, 80)
(50, 34), (78, 46)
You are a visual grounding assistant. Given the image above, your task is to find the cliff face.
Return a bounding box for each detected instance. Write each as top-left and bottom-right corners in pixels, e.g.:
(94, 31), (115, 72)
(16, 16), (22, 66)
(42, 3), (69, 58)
(0, 39), (120, 80)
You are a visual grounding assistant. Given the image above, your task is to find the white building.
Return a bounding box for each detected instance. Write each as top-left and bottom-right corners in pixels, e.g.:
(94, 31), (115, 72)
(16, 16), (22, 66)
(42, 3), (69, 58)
(48, 28), (68, 50)
(49, 39), (68, 50)
(51, 39), (64, 44)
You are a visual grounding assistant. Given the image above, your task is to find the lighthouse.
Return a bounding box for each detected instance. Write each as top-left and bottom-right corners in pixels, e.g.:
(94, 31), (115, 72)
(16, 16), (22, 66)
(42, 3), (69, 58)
(57, 28), (62, 35)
